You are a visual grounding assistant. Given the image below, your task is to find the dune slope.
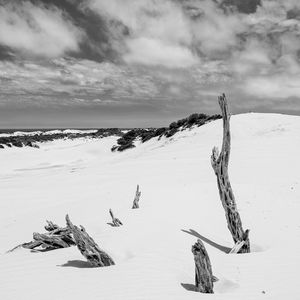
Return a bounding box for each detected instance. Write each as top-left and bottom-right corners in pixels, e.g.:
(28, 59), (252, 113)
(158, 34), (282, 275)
(0, 113), (299, 300)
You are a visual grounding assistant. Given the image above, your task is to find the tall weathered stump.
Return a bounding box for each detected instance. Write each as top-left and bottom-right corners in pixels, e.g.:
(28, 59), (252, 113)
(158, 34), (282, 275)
(211, 94), (250, 253)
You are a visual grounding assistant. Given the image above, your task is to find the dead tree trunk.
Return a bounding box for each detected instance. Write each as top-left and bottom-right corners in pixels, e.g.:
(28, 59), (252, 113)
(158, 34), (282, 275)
(211, 94), (250, 253)
(66, 214), (115, 267)
(109, 209), (123, 226)
(132, 184), (141, 209)
(192, 239), (214, 293)
(32, 232), (70, 249)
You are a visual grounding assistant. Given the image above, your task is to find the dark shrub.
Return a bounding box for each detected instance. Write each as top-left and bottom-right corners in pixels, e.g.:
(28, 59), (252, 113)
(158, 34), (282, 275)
(196, 120), (206, 126)
(198, 113), (208, 120)
(207, 114), (222, 121)
(187, 113), (200, 126)
(141, 131), (156, 143)
(169, 122), (178, 130)
(12, 140), (23, 147)
(141, 134), (153, 143)
(123, 130), (137, 140)
(154, 127), (167, 137)
(118, 143), (135, 151)
(23, 140), (33, 147)
(165, 128), (178, 138)
(176, 119), (185, 127)
(117, 137), (128, 146)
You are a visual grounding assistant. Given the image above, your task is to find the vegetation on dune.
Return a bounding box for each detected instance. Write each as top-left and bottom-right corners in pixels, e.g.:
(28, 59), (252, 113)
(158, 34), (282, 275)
(111, 113), (221, 152)
(0, 113), (221, 151)
(0, 128), (123, 149)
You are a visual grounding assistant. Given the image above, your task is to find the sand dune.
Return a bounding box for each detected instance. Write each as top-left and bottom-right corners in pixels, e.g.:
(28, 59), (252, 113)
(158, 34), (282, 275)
(0, 113), (299, 300)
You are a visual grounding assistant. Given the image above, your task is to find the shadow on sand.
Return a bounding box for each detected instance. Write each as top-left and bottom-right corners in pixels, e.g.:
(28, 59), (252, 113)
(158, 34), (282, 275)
(181, 229), (231, 254)
(59, 260), (95, 268)
(181, 283), (197, 292)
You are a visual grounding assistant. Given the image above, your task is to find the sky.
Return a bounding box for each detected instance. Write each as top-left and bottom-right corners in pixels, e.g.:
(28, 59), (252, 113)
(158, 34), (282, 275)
(0, 0), (300, 128)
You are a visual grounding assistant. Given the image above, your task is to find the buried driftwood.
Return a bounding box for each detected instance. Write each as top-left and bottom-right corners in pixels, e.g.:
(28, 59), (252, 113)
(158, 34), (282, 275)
(109, 209), (123, 226)
(8, 220), (75, 253)
(192, 239), (214, 293)
(211, 94), (250, 253)
(66, 214), (115, 267)
(132, 184), (141, 209)
(229, 229), (250, 254)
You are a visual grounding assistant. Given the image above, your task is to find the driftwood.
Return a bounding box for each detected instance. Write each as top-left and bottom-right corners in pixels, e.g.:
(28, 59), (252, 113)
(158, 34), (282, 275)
(8, 220), (75, 252)
(66, 214), (115, 267)
(192, 239), (214, 293)
(132, 184), (141, 209)
(229, 229), (250, 253)
(211, 94), (250, 253)
(109, 209), (123, 226)
(32, 232), (70, 249)
(44, 220), (59, 232)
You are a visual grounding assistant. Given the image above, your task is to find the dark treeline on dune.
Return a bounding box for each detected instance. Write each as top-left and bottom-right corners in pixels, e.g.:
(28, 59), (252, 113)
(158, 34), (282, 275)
(111, 113), (221, 152)
(0, 113), (221, 150)
(0, 129), (122, 149)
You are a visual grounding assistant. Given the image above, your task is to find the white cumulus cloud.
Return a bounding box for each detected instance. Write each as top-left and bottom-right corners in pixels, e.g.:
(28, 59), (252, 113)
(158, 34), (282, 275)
(0, 2), (83, 57)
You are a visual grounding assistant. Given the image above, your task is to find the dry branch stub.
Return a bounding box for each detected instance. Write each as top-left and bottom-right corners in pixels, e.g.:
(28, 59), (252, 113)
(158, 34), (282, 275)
(211, 94), (250, 253)
(132, 184), (141, 209)
(66, 214), (115, 267)
(109, 209), (123, 226)
(44, 220), (59, 232)
(192, 239), (214, 293)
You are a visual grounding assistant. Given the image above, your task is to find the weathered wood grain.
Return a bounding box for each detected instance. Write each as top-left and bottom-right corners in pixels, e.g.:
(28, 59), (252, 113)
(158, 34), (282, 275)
(211, 94), (250, 253)
(109, 209), (123, 226)
(132, 184), (141, 209)
(192, 239), (214, 293)
(66, 214), (115, 267)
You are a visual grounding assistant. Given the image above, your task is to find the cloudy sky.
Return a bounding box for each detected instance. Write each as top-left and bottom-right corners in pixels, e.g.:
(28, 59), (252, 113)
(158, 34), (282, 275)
(0, 0), (300, 128)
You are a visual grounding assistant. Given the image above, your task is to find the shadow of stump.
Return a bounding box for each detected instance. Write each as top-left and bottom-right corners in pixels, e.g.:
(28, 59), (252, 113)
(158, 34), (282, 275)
(181, 283), (197, 292)
(59, 260), (95, 268)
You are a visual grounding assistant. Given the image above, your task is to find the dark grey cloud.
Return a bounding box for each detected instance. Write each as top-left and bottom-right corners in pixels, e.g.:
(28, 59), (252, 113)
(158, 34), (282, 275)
(221, 0), (261, 13)
(1, 0), (300, 128)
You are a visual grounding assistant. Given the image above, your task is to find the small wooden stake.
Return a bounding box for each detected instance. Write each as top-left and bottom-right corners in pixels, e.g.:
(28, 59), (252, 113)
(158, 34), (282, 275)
(192, 239), (214, 293)
(109, 209), (123, 226)
(211, 94), (250, 253)
(132, 184), (141, 209)
(66, 214), (115, 267)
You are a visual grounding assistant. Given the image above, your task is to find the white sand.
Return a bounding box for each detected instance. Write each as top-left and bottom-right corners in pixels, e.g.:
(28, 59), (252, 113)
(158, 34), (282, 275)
(0, 113), (299, 300)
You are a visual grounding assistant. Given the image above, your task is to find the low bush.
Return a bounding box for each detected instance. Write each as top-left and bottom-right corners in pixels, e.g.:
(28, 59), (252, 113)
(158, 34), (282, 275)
(111, 112), (221, 152)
